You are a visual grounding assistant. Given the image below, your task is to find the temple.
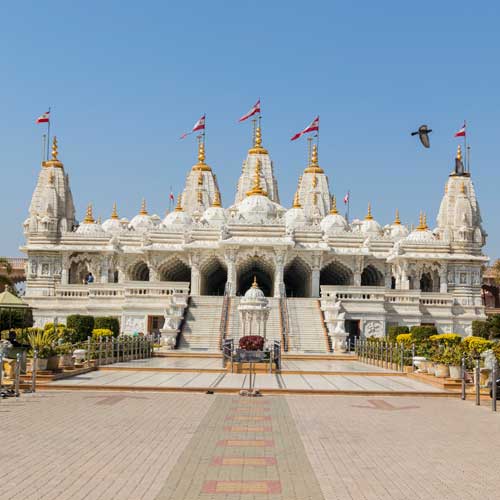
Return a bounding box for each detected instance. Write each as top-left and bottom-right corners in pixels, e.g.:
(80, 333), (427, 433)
(21, 131), (488, 351)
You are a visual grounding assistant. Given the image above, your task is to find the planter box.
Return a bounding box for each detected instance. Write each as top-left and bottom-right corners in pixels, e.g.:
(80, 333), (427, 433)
(434, 364), (450, 378)
(59, 354), (75, 369)
(47, 355), (60, 371)
(449, 365), (461, 379)
(28, 357), (48, 372)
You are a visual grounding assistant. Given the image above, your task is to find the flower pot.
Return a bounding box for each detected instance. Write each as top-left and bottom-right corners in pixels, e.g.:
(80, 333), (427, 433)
(47, 355), (60, 371)
(449, 365), (461, 379)
(434, 363), (450, 378)
(413, 356), (426, 372)
(59, 353), (75, 369)
(29, 357), (48, 372)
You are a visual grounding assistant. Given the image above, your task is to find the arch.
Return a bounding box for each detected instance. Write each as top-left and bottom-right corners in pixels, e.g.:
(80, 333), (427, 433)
(237, 257), (274, 297)
(420, 272), (433, 293)
(361, 265), (384, 287)
(69, 259), (91, 284)
(320, 260), (353, 286)
(200, 256), (227, 296)
(158, 257), (191, 282)
(129, 261), (150, 281)
(284, 257), (311, 297)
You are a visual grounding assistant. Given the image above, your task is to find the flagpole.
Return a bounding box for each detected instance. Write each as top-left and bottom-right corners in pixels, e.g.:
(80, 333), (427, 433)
(316, 115), (320, 153)
(346, 190), (350, 223)
(41, 134), (46, 164)
(463, 120), (467, 172)
(307, 136), (313, 165)
(46, 106), (51, 161)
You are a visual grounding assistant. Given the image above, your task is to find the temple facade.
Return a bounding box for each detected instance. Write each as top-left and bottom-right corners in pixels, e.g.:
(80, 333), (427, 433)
(21, 131), (488, 350)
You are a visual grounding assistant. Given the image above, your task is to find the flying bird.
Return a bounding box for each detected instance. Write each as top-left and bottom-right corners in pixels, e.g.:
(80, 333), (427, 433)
(411, 125), (432, 148)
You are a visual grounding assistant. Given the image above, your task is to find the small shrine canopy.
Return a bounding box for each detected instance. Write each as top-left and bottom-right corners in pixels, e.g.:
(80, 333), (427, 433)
(0, 288), (29, 309)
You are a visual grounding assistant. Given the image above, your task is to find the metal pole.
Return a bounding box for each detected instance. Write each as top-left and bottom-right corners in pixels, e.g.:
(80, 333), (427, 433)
(390, 342), (393, 368)
(31, 350), (38, 393)
(15, 353), (21, 397)
(111, 337), (115, 364)
(492, 359), (497, 412)
(475, 357), (481, 406)
(400, 343), (404, 373)
(411, 343), (415, 373)
(461, 356), (466, 401)
(98, 337), (102, 367)
(87, 336), (91, 367)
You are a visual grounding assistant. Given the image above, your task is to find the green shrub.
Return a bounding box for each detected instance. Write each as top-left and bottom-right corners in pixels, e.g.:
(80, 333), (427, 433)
(429, 333), (462, 346)
(488, 315), (500, 339)
(410, 325), (437, 342)
(94, 317), (120, 337)
(471, 320), (490, 339)
(66, 315), (94, 342)
(0, 308), (33, 331)
(387, 326), (409, 342)
(396, 333), (412, 346)
(92, 328), (113, 338)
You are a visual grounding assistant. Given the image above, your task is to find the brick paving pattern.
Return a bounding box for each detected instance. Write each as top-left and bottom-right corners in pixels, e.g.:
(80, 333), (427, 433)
(1, 391), (499, 499)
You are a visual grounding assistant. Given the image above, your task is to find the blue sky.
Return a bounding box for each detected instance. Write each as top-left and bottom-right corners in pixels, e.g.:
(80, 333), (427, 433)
(1, 1), (498, 258)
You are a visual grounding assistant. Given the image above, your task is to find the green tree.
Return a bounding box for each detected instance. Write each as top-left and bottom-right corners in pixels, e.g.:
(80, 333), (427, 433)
(0, 257), (14, 293)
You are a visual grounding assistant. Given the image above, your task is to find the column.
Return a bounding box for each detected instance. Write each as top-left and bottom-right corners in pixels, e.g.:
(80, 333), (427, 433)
(384, 264), (392, 289)
(100, 256), (109, 284)
(225, 250), (237, 296)
(354, 256), (363, 287)
(190, 252), (201, 296)
(274, 251), (285, 298)
(439, 264), (448, 293)
(311, 253), (321, 298)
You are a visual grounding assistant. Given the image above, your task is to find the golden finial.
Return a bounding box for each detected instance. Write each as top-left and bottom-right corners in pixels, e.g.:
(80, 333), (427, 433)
(394, 208), (401, 225)
(365, 203), (373, 221)
(304, 144), (324, 174)
(330, 195), (338, 215)
(48, 170), (55, 185)
(192, 139), (211, 171)
(197, 171), (203, 186)
(292, 190), (301, 208)
(111, 202), (119, 220)
(246, 159), (267, 196)
(416, 211), (426, 231)
(248, 127), (268, 155)
(139, 198), (148, 215)
(252, 275), (258, 288)
(175, 194), (183, 212)
(83, 204), (95, 224)
(460, 181), (466, 194)
(212, 189), (222, 207)
(44, 136), (63, 168)
(456, 144), (462, 161)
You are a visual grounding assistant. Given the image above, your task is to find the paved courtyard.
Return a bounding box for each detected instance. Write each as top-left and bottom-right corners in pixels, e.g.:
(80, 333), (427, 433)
(1, 391), (499, 499)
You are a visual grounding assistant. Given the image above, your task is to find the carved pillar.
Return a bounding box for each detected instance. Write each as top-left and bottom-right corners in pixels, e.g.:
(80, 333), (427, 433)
(384, 264), (392, 289)
(274, 251), (285, 298)
(190, 252), (201, 296)
(311, 253), (321, 298)
(399, 262), (410, 290)
(354, 257), (363, 287)
(439, 264), (448, 293)
(61, 253), (69, 285)
(100, 256), (109, 284)
(225, 249), (237, 296)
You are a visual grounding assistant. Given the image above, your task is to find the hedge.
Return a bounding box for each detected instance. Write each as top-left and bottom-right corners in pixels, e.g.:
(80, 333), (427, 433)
(66, 315), (95, 342)
(0, 308), (33, 331)
(387, 326), (409, 342)
(471, 320), (490, 339)
(410, 325), (437, 342)
(94, 317), (120, 337)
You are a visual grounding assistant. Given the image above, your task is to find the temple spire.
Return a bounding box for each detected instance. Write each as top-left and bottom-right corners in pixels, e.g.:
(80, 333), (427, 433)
(192, 138), (211, 171)
(83, 203), (95, 224)
(365, 203), (373, 221)
(44, 136), (63, 168)
(139, 198), (148, 215)
(248, 127), (268, 155)
(246, 159), (266, 196)
(175, 194), (183, 212)
(292, 190), (301, 208)
(111, 202), (119, 219)
(330, 195), (338, 215)
(304, 144), (324, 174)
(212, 189), (222, 207)
(394, 208), (401, 225)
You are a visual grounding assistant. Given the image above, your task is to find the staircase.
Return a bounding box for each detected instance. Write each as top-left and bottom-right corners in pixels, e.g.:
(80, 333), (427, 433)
(178, 296), (224, 351)
(286, 298), (329, 353)
(226, 297), (282, 345)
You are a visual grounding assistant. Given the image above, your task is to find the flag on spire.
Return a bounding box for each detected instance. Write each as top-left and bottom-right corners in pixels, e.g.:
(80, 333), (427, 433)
(454, 121), (466, 137)
(343, 192), (350, 204)
(169, 191), (175, 201)
(239, 99), (261, 122)
(291, 116), (319, 141)
(35, 110), (50, 124)
(180, 114), (206, 139)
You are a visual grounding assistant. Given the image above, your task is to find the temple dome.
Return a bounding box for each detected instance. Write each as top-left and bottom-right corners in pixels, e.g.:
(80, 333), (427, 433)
(129, 200), (155, 232)
(163, 197), (192, 227)
(387, 210), (409, 239)
(405, 214), (435, 242)
(237, 194), (278, 223)
(284, 191), (307, 229)
(320, 196), (348, 233)
(243, 277), (266, 300)
(360, 204), (382, 235)
(76, 204), (106, 235)
(102, 203), (123, 233)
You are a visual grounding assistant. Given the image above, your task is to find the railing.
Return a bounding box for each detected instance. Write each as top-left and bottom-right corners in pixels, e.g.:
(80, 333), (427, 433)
(317, 300), (332, 352)
(55, 281), (190, 299)
(222, 338), (234, 370)
(219, 283), (231, 350)
(278, 284), (289, 352)
(460, 354), (498, 412)
(84, 335), (154, 367)
(355, 339), (415, 373)
(273, 340), (281, 371)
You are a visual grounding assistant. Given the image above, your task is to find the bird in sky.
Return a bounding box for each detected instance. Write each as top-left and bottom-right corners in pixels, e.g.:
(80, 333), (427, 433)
(411, 124), (432, 148)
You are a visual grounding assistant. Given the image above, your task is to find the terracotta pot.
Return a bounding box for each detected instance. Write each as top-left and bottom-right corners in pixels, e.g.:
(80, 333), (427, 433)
(47, 355), (60, 371)
(449, 365), (461, 379)
(59, 353), (75, 369)
(434, 363), (450, 378)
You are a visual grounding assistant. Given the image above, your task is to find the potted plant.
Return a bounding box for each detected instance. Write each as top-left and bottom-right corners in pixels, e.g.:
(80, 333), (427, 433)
(431, 349), (450, 378)
(56, 343), (75, 369)
(27, 329), (57, 372)
(443, 345), (463, 379)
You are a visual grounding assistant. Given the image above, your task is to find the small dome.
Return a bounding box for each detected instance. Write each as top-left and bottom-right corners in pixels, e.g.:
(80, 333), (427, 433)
(162, 209), (192, 228)
(285, 207), (307, 229)
(387, 210), (409, 239)
(129, 213), (154, 232)
(360, 204), (382, 235)
(202, 206), (226, 226)
(76, 221), (106, 235)
(243, 277), (266, 300)
(320, 203), (349, 233)
(151, 214), (162, 226)
(237, 194), (278, 223)
(102, 217), (122, 233)
(405, 214), (435, 243)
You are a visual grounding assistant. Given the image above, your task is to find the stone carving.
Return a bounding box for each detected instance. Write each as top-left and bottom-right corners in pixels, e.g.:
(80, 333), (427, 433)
(364, 320), (384, 338)
(123, 316), (146, 334)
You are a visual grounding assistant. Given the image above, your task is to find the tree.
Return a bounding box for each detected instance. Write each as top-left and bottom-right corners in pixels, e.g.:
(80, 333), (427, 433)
(493, 259), (500, 286)
(0, 257), (14, 293)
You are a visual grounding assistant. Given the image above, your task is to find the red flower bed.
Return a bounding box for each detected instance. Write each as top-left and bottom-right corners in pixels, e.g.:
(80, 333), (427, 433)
(239, 335), (265, 351)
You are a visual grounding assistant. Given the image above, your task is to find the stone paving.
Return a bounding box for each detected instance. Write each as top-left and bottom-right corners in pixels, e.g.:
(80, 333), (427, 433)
(48, 369), (443, 393)
(1, 392), (499, 500)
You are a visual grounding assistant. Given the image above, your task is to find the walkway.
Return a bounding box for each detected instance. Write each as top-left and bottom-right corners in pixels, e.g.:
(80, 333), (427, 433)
(1, 392), (499, 499)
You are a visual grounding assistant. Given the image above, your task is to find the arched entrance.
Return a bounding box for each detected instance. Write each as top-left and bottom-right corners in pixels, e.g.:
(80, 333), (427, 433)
(129, 261), (150, 281)
(284, 257), (311, 297)
(320, 261), (353, 286)
(69, 259), (92, 284)
(361, 265), (384, 286)
(159, 257), (191, 282)
(200, 256), (227, 296)
(237, 257), (274, 297)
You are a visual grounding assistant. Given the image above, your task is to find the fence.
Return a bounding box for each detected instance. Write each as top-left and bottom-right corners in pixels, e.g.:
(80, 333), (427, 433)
(354, 339), (415, 373)
(460, 354), (498, 412)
